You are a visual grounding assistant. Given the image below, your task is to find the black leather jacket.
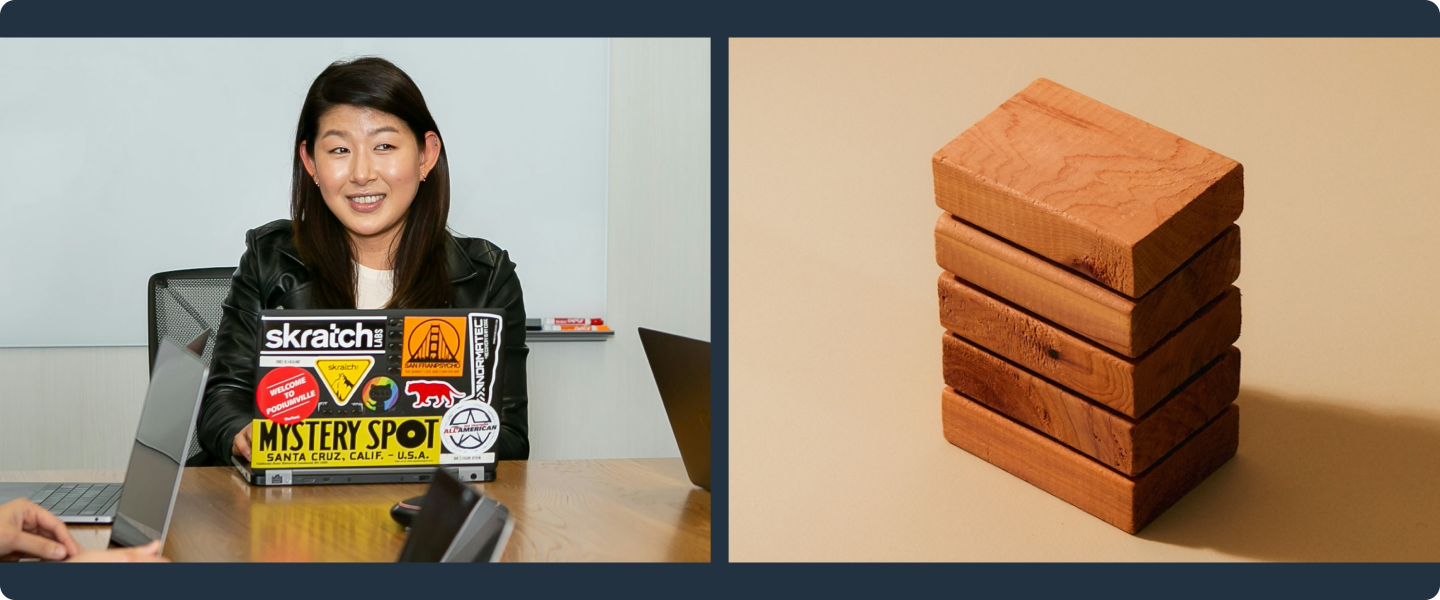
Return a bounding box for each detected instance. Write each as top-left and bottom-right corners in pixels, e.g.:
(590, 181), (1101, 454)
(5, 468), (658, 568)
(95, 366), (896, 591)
(196, 219), (530, 463)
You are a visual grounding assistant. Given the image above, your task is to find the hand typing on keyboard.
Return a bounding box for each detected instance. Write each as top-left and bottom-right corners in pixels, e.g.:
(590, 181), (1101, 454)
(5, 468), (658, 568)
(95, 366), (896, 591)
(0, 498), (167, 562)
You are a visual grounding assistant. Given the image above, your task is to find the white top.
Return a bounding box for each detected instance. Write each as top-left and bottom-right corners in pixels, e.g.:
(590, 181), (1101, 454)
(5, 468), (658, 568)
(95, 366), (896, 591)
(354, 262), (395, 310)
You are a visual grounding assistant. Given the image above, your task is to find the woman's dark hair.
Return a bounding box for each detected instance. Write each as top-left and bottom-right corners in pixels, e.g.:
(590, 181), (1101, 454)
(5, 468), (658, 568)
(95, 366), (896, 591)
(291, 56), (452, 309)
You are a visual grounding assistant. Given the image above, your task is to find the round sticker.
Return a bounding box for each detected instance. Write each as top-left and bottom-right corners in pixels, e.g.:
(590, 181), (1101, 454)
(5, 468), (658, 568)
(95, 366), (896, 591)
(361, 376), (399, 411)
(440, 400), (500, 455)
(255, 366), (320, 425)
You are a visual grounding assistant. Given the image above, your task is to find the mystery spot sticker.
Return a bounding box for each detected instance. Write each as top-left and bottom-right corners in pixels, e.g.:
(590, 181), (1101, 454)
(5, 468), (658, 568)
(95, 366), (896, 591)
(256, 366), (320, 425)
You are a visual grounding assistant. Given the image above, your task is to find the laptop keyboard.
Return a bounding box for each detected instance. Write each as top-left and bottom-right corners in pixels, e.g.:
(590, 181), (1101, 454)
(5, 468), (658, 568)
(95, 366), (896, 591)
(29, 483), (122, 517)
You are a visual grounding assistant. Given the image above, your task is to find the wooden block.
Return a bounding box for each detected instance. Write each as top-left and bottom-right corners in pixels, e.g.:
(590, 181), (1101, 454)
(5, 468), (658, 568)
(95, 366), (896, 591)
(936, 213), (1240, 357)
(941, 389), (1239, 534)
(933, 78), (1243, 297)
(943, 333), (1240, 475)
(937, 273), (1240, 417)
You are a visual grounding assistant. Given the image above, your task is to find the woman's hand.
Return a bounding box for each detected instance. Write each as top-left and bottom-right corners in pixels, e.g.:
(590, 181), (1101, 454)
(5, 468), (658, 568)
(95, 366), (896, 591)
(67, 540), (168, 562)
(232, 423), (253, 461)
(0, 498), (80, 561)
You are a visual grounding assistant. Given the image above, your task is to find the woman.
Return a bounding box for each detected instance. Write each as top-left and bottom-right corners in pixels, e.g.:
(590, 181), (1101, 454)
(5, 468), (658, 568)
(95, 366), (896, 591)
(196, 57), (529, 464)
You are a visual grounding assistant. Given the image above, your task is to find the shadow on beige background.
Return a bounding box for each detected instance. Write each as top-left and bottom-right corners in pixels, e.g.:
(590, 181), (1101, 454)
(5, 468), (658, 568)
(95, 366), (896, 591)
(1144, 389), (1440, 561)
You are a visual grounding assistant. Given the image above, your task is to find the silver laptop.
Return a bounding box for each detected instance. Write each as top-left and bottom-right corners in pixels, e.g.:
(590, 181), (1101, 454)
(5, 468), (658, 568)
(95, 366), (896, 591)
(0, 337), (208, 537)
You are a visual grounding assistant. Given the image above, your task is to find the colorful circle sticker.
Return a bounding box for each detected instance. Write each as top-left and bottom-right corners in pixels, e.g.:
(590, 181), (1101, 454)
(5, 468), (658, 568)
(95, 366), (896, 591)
(255, 366), (320, 425)
(362, 376), (399, 411)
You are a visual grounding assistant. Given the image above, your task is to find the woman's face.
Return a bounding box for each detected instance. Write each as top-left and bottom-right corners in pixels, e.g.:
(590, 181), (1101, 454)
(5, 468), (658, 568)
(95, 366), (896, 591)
(300, 105), (440, 250)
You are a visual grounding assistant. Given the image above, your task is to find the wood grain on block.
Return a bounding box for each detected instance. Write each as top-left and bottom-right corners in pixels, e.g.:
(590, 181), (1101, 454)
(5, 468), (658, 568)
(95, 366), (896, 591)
(941, 389), (1239, 534)
(943, 333), (1240, 475)
(933, 78), (1244, 297)
(937, 273), (1240, 417)
(936, 213), (1240, 357)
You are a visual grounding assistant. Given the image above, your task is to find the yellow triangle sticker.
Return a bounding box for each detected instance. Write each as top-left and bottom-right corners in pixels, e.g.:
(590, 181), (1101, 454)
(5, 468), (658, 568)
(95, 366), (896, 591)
(314, 357), (375, 406)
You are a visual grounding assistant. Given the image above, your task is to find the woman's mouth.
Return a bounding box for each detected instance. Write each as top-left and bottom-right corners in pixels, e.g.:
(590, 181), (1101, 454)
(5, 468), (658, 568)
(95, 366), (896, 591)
(348, 193), (385, 213)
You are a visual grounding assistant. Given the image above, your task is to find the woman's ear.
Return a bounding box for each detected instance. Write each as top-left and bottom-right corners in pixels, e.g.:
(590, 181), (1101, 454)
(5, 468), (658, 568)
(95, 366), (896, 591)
(299, 141), (317, 179)
(421, 132), (442, 175)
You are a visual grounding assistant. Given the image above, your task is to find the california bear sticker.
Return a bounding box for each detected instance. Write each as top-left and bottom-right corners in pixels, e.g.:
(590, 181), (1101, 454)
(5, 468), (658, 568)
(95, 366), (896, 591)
(405, 380), (465, 409)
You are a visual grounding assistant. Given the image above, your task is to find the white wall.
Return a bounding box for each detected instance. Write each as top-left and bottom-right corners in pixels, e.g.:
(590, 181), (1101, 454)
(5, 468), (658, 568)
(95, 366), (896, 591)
(0, 38), (710, 470)
(0, 38), (610, 346)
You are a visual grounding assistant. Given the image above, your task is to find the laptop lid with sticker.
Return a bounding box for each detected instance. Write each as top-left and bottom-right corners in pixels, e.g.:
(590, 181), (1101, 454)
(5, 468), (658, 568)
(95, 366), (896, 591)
(249, 309), (506, 475)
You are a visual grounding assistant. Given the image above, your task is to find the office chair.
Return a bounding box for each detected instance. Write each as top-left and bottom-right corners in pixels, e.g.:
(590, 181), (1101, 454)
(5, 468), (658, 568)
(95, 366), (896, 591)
(148, 267), (235, 466)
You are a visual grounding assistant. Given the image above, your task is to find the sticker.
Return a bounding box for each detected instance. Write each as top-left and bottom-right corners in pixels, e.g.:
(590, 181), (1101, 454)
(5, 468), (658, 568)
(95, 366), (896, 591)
(313, 357), (375, 406)
(260, 356), (309, 368)
(361, 376), (399, 412)
(260, 317), (387, 354)
(401, 316), (466, 377)
(405, 380), (465, 409)
(255, 366), (320, 425)
(439, 400), (500, 459)
(468, 313), (504, 405)
(250, 416), (441, 468)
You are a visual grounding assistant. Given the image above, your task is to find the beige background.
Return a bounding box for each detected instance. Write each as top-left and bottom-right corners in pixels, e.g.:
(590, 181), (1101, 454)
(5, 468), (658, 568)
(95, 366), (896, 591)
(729, 39), (1440, 562)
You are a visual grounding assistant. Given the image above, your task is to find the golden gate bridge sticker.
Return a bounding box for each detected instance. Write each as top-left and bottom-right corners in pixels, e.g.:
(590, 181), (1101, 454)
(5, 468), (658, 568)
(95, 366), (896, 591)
(400, 316), (466, 378)
(468, 312), (503, 405)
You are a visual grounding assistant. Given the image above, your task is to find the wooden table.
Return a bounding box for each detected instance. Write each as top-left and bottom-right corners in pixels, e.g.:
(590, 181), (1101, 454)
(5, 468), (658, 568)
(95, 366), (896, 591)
(0, 459), (709, 562)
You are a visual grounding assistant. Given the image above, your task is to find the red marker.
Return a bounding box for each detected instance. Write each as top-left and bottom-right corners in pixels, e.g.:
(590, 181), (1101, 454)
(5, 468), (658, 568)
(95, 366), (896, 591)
(544, 318), (604, 326)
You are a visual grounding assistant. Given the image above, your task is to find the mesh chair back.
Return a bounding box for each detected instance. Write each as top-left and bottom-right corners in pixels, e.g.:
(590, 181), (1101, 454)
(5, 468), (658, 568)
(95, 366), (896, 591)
(148, 267), (235, 464)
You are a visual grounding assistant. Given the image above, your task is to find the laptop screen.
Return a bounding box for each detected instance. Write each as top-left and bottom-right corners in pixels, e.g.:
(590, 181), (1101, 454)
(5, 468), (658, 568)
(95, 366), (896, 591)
(109, 339), (209, 548)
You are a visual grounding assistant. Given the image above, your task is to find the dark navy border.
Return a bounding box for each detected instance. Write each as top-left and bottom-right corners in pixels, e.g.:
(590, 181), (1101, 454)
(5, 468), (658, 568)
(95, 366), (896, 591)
(4, 563), (1440, 598)
(2, 0), (1439, 36)
(2, 1), (1439, 599)
(710, 37), (730, 565)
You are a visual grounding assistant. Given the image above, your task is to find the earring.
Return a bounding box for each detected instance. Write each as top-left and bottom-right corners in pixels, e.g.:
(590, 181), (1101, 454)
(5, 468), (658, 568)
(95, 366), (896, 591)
(421, 172), (428, 182)
(313, 176), (319, 185)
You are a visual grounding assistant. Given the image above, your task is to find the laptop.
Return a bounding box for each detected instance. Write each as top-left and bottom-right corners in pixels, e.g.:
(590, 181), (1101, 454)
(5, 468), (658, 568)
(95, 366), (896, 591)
(638, 327), (710, 491)
(397, 467), (513, 563)
(0, 336), (209, 532)
(234, 308), (507, 486)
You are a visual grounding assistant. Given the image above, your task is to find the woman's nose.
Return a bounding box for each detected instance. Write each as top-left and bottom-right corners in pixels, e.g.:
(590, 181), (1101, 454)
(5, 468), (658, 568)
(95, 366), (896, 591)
(350, 150), (378, 186)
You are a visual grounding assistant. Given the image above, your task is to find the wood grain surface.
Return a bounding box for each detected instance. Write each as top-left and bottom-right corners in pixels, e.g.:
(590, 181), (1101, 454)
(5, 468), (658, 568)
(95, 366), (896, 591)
(938, 274), (1241, 417)
(933, 78), (1244, 297)
(936, 213), (1240, 357)
(6, 459), (709, 563)
(944, 334), (1240, 475)
(941, 389), (1239, 534)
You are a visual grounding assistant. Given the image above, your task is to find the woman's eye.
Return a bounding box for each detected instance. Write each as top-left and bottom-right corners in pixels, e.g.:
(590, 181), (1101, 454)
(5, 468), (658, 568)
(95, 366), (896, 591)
(376, 144), (395, 151)
(329, 147), (349, 155)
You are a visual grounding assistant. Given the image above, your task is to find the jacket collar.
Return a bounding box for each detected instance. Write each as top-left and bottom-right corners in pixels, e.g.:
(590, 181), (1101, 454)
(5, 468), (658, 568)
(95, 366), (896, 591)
(278, 229), (478, 284)
(443, 232), (479, 284)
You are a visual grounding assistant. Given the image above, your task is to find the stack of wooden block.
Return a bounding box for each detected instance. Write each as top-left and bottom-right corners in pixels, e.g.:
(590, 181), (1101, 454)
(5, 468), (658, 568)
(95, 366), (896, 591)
(932, 78), (1243, 534)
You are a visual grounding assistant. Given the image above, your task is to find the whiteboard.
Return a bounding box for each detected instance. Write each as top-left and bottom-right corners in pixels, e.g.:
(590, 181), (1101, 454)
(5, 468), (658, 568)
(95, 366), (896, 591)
(0, 38), (609, 347)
